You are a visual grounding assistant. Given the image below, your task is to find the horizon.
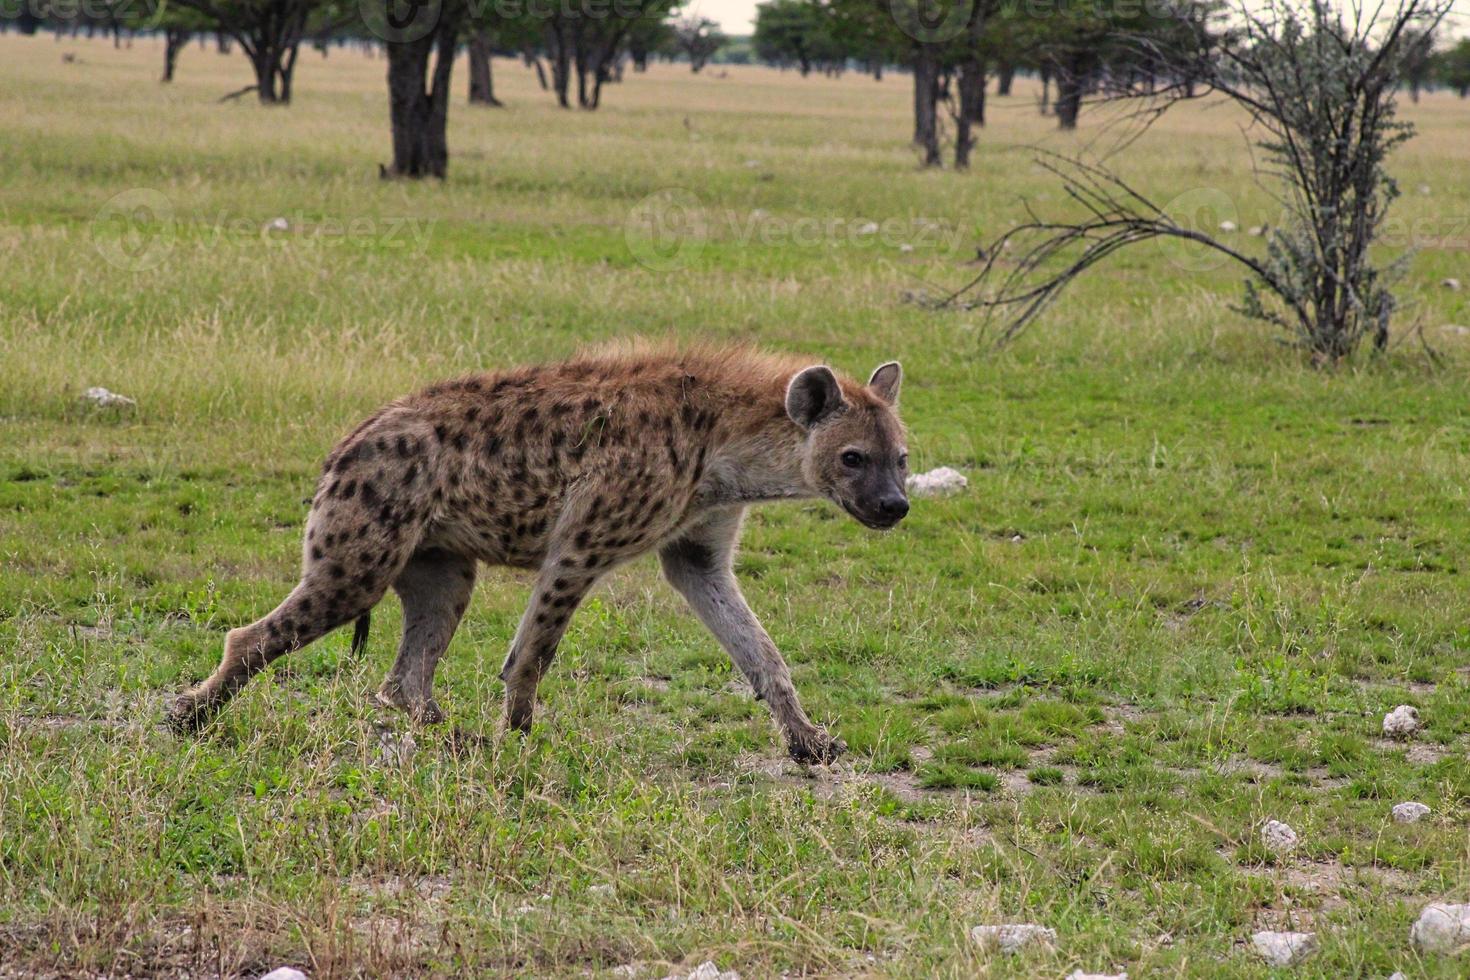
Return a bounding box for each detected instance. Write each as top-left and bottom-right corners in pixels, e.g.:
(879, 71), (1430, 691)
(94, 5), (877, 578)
(691, 0), (1469, 42)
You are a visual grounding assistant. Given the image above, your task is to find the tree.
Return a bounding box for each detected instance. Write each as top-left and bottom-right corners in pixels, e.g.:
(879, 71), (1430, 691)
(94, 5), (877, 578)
(172, 0), (345, 103)
(1400, 26), (1435, 100)
(753, 0), (830, 75)
(124, 2), (212, 81)
(366, 0), (463, 177)
(541, 0), (677, 109)
(625, 16), (675, 71)
(466, 28), (501, 105)
(1434, 37), (1470, 96)
(954, 0), (1453, 362)
(673, 16), (726, 72)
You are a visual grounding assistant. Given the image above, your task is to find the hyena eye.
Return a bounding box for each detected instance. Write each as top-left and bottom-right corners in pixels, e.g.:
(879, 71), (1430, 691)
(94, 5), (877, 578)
(841, 450), (864, 468)
(898, 453), (908, 470)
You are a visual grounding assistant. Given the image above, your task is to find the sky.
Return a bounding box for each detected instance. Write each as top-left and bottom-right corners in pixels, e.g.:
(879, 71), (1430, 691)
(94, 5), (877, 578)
(690, 0), (1468, 39)
(685, 0), (761, 33)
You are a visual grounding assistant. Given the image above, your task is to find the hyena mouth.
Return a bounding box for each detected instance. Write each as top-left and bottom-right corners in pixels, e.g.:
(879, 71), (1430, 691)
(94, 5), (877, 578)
(839, 499), (901, 531)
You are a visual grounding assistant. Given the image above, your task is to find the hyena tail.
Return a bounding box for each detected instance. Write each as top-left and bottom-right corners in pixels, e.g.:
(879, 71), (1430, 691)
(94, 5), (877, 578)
(350, 613), (371, 657)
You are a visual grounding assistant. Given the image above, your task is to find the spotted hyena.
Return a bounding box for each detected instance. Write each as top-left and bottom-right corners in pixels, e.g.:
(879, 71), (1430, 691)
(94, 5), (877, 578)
(168, 346), (909, 763)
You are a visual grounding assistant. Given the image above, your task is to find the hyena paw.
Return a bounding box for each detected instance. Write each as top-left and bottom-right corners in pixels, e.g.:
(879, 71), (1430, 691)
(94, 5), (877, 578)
(165, 692), (213, 737)
(788, 729), (846, 765)
(374, 683), (445, 725)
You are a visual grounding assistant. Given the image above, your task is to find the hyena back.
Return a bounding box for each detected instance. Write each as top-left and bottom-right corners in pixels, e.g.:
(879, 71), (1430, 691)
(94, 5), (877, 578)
(168, 345), (909, 762)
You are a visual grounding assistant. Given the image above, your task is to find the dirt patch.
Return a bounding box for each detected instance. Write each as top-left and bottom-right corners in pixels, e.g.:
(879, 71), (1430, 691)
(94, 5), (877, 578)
(1214, 757), (1291, 782)
(1237, 856), (1426, 928)
(1302, 766), (1351, 790)
(998, 770), (1034, 797)
(1162, 596), (1230, 631)
(1100, 703), (1147, 737)
(727, 751), (933, 804)
(1372, 739), (1450, 765)
(6, 713), (135, 732)
(350, 874), (453, 903)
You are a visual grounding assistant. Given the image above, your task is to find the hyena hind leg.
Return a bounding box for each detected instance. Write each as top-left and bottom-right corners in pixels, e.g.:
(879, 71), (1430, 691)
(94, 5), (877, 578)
(375, 549), (477, 725)
(166, 580), (368, 734)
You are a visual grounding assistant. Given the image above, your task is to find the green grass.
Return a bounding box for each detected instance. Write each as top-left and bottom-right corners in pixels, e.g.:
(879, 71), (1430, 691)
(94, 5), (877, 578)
(2, 31), (1470, 979)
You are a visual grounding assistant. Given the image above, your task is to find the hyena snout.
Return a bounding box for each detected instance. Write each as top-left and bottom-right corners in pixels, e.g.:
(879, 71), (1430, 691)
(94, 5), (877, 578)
(876, 492), (909, 524)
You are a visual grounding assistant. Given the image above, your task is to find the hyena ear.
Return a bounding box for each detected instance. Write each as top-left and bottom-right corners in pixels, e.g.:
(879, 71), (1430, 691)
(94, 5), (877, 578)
(868, 361), (902, 406)
(785, 365), (845, 429)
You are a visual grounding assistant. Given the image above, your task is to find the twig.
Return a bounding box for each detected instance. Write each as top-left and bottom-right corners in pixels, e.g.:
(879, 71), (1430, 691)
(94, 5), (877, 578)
(217, 84), (257, 103)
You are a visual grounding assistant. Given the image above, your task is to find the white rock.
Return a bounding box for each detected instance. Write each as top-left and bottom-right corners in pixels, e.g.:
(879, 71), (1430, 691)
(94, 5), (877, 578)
(969, 923), (1057, 953)
(1388, 972), (1408, 980)
(1251, 931), (1317, 966)
(1442, 324), (1470, 336)
(1383, 705), (1420, 738)
(897, 243), (915, 253)
(611, 967), (641, 978)
(661, 962), (740, 980)
(1260, 819), (1299, 853)
(82, 386), (137, 409)
(1066, 972), (1127, 980)
(375, 729), (416, 767)
(587, 883), (615, 898)
(857, 221), (879, 235)
(1219, 220), (1238, 232)
(1443, 278), (1462, 291)
(258, 970), (308, 980)
(266, 216), (289, 232)
(743, 158), (761, 168)
(1411, 903), (1470, 954)
(1392, 801), (1430, 824)
(1248, 225), (1266, 236)
(748, 209), (769, 220)
(907, 466), (968, 498)
(1418, 183), (1432, 195)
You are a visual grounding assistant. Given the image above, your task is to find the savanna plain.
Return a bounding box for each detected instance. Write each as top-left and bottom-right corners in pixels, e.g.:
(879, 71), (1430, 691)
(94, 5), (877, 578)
(2, 30), (1470, 979)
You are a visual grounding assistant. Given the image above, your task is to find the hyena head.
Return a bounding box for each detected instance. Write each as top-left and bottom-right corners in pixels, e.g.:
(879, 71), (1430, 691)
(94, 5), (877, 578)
(785, 361), (909, 530)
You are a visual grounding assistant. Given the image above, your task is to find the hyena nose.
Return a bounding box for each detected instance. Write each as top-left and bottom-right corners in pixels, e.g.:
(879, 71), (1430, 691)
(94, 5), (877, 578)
(879, 495), (909, 521)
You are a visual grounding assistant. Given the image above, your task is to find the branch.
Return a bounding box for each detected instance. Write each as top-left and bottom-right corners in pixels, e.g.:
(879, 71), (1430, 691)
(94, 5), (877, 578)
(942, 152), (1312, 343)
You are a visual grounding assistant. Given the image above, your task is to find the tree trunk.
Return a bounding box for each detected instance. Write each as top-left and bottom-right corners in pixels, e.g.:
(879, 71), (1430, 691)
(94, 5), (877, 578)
(1054, 60), (1083, 130)
(216, 31), (231, 54)
(523, 49), (549, 90)
(955, 57), (985, 169)
(385, 18), (458, 178)
(1038, 63), (1051, 114)
(912, 46), (941, 168)
(277, 41), (299, 102)
(250, 46), (281, 102)
(997, 61), (1014, 96)
(574, 39), (592, 109)
(546, 23), (573, 107)
(163, 28), (189, 82)
(468, 29), (502, 105)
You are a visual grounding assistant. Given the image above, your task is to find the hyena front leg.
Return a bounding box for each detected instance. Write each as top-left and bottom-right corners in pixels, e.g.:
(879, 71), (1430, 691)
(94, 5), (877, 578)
(658, 507), (845, 764)
(499, 554), (602, 734)
(376, 548), (477, 725)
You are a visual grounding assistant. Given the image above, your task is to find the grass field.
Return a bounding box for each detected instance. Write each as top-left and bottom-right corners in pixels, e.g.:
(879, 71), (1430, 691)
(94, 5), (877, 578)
(3, 29), (1470, 979)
